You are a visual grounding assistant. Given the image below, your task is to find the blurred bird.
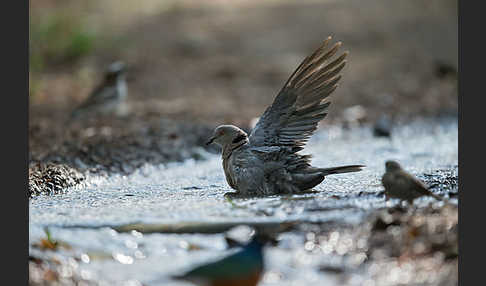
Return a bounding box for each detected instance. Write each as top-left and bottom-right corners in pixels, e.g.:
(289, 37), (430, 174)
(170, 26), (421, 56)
(382, 160), (443, 204)
(206, 37), (364, 196)
(171, 234), (269, 286)
(70, 61), (128, 119)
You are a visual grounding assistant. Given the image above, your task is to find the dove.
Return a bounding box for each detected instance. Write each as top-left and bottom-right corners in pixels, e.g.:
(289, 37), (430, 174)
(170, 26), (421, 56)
(206, 37), (364, 196)
(71, 61), (128, 119)
(382, 160), (443, 204)
(171, 234), (268, 286)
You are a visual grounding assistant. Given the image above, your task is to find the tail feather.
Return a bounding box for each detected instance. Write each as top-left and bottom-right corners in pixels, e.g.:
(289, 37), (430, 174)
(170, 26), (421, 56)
(430, 192), (444, 201)
(423, 189), (444, 201)
(318, 165), (364, 175)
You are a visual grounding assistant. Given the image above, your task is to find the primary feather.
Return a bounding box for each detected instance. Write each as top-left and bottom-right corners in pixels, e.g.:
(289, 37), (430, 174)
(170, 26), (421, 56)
(249, 37), (345, 149)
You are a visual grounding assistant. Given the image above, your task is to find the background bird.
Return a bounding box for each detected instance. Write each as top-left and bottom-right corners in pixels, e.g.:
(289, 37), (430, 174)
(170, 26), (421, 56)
(171, 233), (269, 286)
(206, 37), (364, 196)
(70, 61), (128, 119)
(373, 115), (393, 138)
(381, 160), (443, 204)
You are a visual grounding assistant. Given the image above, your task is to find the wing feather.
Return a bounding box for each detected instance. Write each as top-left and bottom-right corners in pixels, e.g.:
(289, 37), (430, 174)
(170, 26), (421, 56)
(249, 37), (347, 149)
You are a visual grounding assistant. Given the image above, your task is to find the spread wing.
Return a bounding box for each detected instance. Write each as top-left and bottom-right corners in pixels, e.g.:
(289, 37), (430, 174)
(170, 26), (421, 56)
(248, 37), (347, 150)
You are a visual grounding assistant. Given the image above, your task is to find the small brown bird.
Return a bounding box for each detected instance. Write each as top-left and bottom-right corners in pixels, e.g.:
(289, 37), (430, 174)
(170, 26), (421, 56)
(70, 61), (128, 119)
(382, 160), (442, 204)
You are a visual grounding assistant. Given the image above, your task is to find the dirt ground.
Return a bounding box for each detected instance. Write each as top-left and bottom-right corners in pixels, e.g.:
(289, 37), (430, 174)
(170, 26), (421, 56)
(29, 0), (457, 193)
(30, 0), (458, 120)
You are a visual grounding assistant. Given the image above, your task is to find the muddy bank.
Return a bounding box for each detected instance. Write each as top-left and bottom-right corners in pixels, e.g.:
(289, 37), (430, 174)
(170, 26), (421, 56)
(29, 163), (85, 197)
(28, 111), (223, 197)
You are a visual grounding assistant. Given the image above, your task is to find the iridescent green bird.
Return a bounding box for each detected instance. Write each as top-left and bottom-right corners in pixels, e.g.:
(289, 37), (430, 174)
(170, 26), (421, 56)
(171, 234), (267, 286)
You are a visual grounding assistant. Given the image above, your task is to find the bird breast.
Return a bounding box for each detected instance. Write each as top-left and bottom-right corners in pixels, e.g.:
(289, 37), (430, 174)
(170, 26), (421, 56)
(223, 155), (237, 190)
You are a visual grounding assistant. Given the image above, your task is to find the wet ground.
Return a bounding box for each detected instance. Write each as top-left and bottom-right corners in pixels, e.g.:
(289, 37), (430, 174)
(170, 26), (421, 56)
(29, 117), (458, 286)
(28, 115), (219, 197)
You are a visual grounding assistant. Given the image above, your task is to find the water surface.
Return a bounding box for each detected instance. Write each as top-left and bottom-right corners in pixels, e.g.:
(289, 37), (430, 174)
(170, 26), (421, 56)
(29, 118), (458, 285)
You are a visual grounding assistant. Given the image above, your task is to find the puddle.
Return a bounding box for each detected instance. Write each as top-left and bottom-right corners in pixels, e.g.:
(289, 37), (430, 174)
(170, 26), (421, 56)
(29, 117), (458, 285)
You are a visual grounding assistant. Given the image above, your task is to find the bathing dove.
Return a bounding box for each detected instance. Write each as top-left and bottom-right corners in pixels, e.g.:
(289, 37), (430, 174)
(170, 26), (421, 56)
(71, 61), (128, 119)
(206, 37), (364, 196)
(382, 160), (443, 204)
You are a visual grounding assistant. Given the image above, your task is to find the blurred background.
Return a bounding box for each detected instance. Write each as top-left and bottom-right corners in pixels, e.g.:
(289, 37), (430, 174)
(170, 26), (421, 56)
(29, 0), (457, 176)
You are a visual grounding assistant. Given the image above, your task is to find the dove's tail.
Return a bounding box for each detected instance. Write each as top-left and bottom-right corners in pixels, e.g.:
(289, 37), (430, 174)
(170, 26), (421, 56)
(427, 191), (444, 201)
(318, 165), (365, 176)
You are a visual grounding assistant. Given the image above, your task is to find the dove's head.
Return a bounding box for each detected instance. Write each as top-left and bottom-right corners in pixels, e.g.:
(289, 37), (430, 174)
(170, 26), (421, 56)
(385, 160), (402, 172)
(206, 125), (248, 147)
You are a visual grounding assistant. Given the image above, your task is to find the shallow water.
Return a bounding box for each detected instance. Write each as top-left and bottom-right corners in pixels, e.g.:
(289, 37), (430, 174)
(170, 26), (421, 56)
(29, 118), (458, 286)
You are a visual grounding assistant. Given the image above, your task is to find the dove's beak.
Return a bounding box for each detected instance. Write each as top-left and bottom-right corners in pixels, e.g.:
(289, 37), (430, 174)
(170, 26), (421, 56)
(206, 137), (215, 146)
